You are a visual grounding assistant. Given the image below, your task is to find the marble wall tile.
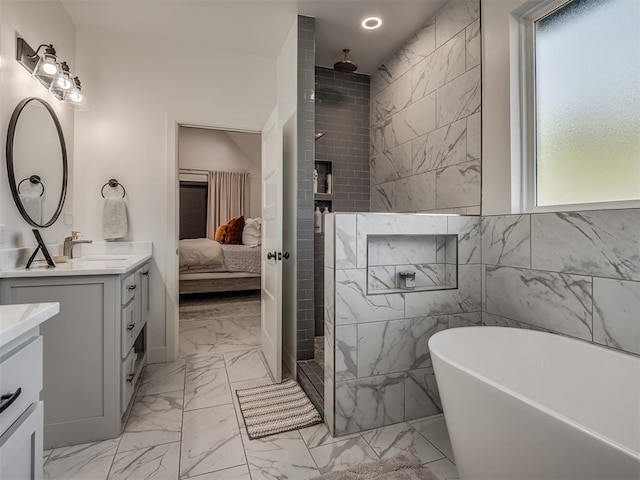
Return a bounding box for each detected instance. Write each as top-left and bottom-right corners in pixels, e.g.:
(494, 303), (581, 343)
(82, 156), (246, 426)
(411, 31), (466, 102)
(371, 143), (413, 186)
(382, 19), (437, 83)
(325, 213), (335, 269)
(482, 215), (531, 268)
(357, 316), (448, 377)
(335, 373), (405, 434)
(335, 214), (357, 269)
(466, 112), (481, 162)
(389, 93), (436, 147)
(593, 278), (640, 355)
(448, 311), (483, 328)
(336, 325), (357, 381)
(335, 269), (405, 324)
(324, 365), (335, 435)
(405, 264), (482, 317)
(370, 173), (437, 213)
(435, 159), (481, 209)
(356, 214), (448, 268)
(531, 210), (640, 281)
(481, 312), (545, 330)
(368, 265), (397, 291)
(465, 19), (481, 70)
(435, 0), (480, 48)
(368, 235), (438, 266)
(325, 267), (335, 325)
(371, 72), (412, 127)
(399, 263), (448, 288)
(412, 119), (467, 174)
(485, 266), (593, 340)
(436, 66), (481, 128)
(448, 215), (481, 264)
(405, 368), (442, 420)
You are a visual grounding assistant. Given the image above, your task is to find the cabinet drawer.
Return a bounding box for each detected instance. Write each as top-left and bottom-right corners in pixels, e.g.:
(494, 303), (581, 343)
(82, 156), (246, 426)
(0, 336), (42, 435)
(121, 273), (138, 306)
(121, 303), (136, 359)
(0, 402), (43, 480)
(120, 349), (141, 412)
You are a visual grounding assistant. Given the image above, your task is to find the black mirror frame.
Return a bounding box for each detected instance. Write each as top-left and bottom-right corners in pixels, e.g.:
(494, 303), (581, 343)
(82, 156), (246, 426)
(6, 97), (68, 228)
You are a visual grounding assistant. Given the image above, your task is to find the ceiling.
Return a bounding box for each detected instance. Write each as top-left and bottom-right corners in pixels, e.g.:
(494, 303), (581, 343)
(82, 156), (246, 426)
(62, 0), (449, 74)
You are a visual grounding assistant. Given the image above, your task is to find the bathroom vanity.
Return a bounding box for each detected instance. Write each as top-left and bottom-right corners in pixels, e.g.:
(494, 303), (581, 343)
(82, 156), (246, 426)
(0, 302), (59, 480)
(0, 252), (152, 448)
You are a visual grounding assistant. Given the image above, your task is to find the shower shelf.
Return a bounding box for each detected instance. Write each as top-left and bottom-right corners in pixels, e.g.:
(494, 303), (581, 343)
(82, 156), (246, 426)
(314, 193), (333, 201)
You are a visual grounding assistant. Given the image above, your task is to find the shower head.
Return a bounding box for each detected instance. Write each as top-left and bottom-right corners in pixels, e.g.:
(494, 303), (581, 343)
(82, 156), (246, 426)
(333, 49), (358, 74)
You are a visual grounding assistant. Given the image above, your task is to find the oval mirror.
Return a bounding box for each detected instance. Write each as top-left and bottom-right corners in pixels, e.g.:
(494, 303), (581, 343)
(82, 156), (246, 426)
(6, 97), (68, 228)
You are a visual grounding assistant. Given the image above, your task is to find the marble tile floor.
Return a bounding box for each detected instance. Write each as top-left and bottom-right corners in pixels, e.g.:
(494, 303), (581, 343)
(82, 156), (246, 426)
(43, 292), (459, 480)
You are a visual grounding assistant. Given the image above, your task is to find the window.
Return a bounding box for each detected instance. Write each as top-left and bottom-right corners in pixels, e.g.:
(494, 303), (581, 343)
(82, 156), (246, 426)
(524, 0), (640, 209)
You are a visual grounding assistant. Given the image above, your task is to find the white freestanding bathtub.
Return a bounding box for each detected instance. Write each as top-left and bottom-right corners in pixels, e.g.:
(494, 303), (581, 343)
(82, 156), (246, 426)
(429, 327), (640, 480)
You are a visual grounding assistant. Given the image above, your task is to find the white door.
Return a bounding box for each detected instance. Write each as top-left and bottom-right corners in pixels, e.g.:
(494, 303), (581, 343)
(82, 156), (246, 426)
(261, 107), (283, 382)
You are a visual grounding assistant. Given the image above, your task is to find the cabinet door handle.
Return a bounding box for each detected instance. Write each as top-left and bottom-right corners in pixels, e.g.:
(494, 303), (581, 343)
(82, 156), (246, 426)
(0, 388), (22, 414)
(141, 271), (149, 276)
(127, 285), (137, 290)
(126, 374), (135, 383)
(127, 323), (135, 331)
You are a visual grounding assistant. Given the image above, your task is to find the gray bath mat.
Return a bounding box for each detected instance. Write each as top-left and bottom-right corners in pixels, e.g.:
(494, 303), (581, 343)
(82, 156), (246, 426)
(236, 379), (322, 439)
(311, 454), (438, 480)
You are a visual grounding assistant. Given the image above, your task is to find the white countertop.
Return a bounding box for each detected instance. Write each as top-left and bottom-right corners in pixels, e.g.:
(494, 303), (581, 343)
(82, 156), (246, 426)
(0, 253), (152, 278)
(0, 303), (59, 348)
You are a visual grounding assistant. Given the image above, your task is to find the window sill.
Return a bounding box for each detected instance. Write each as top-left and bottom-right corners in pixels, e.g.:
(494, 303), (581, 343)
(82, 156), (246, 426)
(526, 199), (640, 214)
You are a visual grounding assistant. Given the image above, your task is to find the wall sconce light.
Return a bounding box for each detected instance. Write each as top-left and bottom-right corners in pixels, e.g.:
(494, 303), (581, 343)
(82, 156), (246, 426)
(16, 37), (88, 110)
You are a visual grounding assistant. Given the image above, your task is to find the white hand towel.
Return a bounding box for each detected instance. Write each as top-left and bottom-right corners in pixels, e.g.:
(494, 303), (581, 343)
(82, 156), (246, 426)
(19, 192), (43, 224)
(102, 197), (128, 240)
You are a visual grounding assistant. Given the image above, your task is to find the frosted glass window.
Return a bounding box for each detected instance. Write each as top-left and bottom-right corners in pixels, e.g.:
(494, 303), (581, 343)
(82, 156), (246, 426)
(535, 0), (640, 207)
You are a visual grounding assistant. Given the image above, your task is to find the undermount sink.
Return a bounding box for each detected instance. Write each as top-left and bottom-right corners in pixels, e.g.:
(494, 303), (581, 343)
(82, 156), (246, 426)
(77, 256), (132, 262)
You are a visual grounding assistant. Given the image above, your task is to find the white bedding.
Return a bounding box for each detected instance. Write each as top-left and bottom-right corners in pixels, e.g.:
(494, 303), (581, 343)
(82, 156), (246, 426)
(179, 241), (261, 274)
(179, 238), (223, 269)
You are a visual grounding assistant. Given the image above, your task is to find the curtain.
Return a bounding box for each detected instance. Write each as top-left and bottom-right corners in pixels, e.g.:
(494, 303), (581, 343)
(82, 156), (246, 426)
(207, 171), (249, 238)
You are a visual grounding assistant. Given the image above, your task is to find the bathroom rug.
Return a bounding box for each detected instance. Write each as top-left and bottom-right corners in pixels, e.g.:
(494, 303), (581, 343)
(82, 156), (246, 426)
(311, 454), (439, 479)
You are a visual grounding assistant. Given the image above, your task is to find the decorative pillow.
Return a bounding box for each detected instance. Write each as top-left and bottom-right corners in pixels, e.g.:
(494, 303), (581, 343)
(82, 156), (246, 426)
(214, 224), (227, 243)
(224, 216), (245, 245)
(242, 217), (262, 246)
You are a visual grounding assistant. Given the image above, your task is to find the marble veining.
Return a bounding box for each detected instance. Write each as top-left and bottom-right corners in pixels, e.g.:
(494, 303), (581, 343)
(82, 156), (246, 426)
(405, 367), (442, 420)
(108, 442), (180, 480)
(336, 325), (357, 381)
(465, 19), (481, 70)
(335, 215), (357, 269)
(308, 437), (379, 474)
(466, 112), (481, 162)
(137, 358), (186, 397)
(357, 316), (448, 377)
(482, 215), (531, 268)
(435, 0), (480, 48)
(485, 266), (593, 340)
(335, 374), (405, 434)
(435, 160), (481, 209)
(371, 72), (412, 127)
(435, 66), (481, 129)
(531, 210), (640, 281)
(412, 119), (467, 174)
(361, 422), (445, 464)
(184, 356), (231, 411)
(592, 278), (640, 355)
(371, 143), (413, 186)
(447, 216), (481, 264)
(368, 235), (438, 266)
(223, 349), (269, 383)
(409, 415), (455, 461)
(44, 439), (119, 480)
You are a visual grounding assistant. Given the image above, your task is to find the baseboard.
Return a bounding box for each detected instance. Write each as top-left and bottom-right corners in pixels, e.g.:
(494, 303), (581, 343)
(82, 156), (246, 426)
(147, 346), (167, 364)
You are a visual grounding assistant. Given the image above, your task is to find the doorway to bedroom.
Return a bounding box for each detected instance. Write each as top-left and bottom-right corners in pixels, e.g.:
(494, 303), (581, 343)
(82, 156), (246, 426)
(177, 126), (269, 383)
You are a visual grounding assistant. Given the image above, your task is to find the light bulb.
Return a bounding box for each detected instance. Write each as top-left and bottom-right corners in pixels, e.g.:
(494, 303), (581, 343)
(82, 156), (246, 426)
(43, 62), (58, 75)
(57, 77), (72, 89)
(69, 92), (82, 103)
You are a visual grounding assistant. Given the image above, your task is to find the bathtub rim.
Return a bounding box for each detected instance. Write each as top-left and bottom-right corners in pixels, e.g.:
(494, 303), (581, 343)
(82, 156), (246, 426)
(429, 326), (640, 461)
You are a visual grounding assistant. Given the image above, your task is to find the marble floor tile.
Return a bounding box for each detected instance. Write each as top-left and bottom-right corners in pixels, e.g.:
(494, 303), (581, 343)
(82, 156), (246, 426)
(137, 358), (186, 397)
(44, 449), (52, 463)
(308, 437), (379, 474)
(230, 376), (274, 427)
(119, 391), (183, 453)
(180, 404), (246, 478)
(410, 415), (455, 461)
(224, 349), (269, 383)
(183, 465), (251, 480)
(184, 357), (232, 411)
(298, 422), (360, 449)
(44, 439), (119, 480)
(242, 430), (320, 480)
(211, 316), (261, 351)
(107, 442), (180, 480)
(179, 321), (219, 356)
(425, 458), (459, 480)
(361, 422), (444, 464)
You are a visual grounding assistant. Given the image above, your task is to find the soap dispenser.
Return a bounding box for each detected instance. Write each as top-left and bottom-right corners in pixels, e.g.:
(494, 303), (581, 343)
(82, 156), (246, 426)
(314, 206), (322, 233)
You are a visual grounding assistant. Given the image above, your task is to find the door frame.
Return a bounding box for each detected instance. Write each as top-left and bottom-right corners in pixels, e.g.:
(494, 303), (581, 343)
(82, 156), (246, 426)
(165, 112), (263, 362)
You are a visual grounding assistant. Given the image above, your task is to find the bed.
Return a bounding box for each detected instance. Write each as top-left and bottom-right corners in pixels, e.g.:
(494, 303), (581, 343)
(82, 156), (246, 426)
(179, 238), (261, 294)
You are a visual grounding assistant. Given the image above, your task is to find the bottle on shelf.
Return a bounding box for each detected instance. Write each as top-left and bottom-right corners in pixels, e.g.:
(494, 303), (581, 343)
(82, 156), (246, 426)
(314, 206), (322, 233)
(326, 173), (332, 194)
(313, 169), (318, 194)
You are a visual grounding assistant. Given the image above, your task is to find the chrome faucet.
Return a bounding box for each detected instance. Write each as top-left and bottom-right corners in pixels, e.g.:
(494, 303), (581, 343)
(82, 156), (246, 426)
(63, 231), (93, 259)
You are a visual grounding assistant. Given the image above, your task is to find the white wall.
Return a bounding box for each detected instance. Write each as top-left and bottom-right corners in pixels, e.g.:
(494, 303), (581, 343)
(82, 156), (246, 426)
(72, 31), (277, 361)
(178, 127), (261, 219)
(0, 0), (75, 250)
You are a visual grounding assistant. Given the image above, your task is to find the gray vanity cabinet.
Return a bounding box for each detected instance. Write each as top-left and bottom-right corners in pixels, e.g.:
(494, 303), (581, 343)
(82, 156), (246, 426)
(0, 262), (150, 449)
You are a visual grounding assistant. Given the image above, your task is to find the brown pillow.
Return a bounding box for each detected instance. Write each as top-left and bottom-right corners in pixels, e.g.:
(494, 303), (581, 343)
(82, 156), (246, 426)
(214, 224), (227, 243)
(224, 216), (245, 244)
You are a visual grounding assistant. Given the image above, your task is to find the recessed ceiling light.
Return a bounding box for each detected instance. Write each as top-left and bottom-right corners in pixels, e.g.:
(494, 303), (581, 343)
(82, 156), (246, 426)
(361, 16), (382, 30)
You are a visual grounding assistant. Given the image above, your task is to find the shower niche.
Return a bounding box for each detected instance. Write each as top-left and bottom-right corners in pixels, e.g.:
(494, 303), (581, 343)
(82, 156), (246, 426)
(366, 234), (458, 295)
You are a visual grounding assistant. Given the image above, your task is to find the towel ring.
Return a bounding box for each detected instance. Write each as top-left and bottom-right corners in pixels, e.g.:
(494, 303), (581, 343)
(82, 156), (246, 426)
(101, 179), (126, 198)
(17, 175), (45, 197)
